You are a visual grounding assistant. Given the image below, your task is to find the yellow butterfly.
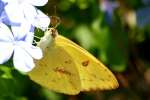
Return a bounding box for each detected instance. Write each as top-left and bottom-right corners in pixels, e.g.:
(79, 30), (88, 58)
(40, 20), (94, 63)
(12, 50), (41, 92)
(28, 28), (119, 95)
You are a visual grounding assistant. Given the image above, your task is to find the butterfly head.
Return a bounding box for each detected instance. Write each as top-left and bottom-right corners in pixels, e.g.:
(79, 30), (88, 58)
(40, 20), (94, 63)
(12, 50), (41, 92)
(49, 28), (58, 38)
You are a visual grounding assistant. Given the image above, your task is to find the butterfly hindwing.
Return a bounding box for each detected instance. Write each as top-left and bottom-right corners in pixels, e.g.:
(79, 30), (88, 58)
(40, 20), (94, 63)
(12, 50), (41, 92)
(55, 35), (119, 91)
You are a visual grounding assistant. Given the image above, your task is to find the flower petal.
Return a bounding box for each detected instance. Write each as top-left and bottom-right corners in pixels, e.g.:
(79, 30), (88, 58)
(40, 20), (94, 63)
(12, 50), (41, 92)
(1, 0), (17, 3)
(0, 11), (12, 25)
(24, 25), (35, 44)
(23, 4), (50, 30)
(13, 46), (35, 72)
(0, 0), (5, 15)
(0, 42), (14, 64)
(33, 9), (50, 30)
(4, 3), (24, 24)
(11, 20), (33, 41)
(26, 0), (48, 6)
(17, 41), (43, 59)
(22, 4), (37, 24)
(0, 23), (13, 41)
(25, 45), (43, 59)
(25, 31), (34, 44)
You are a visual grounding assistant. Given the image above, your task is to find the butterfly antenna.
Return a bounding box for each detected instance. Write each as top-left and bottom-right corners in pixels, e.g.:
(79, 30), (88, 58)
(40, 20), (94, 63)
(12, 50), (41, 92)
(54, 5), (57, 16)
(50, 5), (61, 28)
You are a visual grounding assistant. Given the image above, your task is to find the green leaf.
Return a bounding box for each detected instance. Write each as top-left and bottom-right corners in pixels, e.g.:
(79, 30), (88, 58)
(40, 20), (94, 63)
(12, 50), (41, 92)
(0, 65), (13, 79)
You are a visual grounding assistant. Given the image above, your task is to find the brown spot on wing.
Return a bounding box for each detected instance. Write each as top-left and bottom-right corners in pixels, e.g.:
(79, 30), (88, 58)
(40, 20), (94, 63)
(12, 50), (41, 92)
(54, 67), (72, 76)
(82, 60), (90, 67)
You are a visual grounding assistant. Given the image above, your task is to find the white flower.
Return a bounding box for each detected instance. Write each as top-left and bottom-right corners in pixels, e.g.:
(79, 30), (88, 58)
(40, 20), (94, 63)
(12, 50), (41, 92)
(1, 0), (50, 30)
(0, 22), (43, 72)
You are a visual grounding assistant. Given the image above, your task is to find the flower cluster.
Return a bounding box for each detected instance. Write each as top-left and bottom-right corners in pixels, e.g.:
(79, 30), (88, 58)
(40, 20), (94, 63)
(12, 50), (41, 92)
(0, 0), (50, 72)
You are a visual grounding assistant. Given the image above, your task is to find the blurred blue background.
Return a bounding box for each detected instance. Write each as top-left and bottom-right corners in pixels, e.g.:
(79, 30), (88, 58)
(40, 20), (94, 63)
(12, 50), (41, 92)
(1, 0), (150, 100)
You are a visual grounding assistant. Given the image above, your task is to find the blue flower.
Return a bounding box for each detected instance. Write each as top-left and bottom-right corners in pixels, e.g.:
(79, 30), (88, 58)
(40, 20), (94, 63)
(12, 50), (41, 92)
(136, 7), (150, 28)
(1, 0), (50, 30)
(0, 22), (43, 72)
(100, 0), (118, 25)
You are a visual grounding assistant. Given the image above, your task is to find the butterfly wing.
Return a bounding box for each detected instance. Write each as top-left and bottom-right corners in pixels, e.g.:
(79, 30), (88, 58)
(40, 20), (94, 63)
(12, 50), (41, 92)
(56, 35), (119, 91)
(28, 36), (81, 95)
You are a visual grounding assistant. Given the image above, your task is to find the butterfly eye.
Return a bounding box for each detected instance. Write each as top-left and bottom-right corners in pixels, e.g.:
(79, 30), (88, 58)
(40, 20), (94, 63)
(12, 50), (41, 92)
(45, 28), (58, 38)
